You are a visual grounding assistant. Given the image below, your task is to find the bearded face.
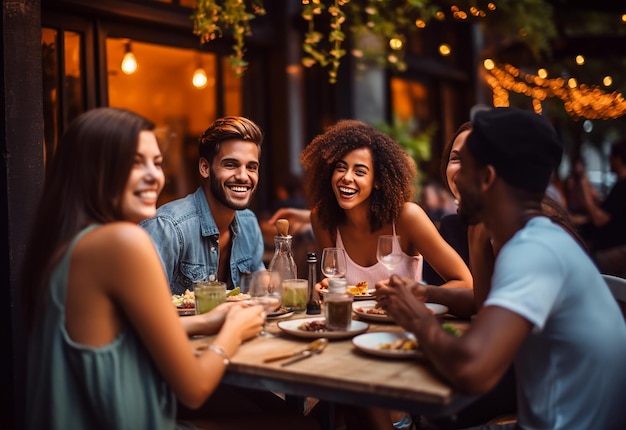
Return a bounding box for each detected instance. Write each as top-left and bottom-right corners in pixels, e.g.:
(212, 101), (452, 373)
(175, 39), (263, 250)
(204, 139), (260, 211)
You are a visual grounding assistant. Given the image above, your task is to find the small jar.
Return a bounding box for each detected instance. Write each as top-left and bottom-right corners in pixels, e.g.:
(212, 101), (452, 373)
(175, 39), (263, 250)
(324, 278), (353, 331)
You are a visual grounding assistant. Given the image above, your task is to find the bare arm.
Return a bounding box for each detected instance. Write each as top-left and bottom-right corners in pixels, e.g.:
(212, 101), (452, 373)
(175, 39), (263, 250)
(377, 275), (531, 394)
(376, 277), (476, 318)
(97, 225), (264, 409)
(398, 203), (473, 290)
(265, 207), (312, 235)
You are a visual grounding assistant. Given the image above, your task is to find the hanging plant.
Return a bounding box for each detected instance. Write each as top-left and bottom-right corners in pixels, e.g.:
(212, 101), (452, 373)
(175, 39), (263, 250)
(191, 0), (266, 77)
(191, 1), (557, 83)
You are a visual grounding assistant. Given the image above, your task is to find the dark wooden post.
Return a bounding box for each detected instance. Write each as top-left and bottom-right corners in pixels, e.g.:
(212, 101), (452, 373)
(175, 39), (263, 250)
(1, 1), (44, 428)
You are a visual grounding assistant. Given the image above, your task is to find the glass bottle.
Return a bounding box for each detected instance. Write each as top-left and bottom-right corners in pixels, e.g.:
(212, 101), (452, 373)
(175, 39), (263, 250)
(306, 252), (321, 315)
(268, 233), (297, 288)
(324, 278), (353, 331)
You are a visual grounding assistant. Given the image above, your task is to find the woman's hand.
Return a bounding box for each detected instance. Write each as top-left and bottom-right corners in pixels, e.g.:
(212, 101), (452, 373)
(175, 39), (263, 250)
(222, 304), (265, 343)
(204, 301), (241, 325)
(182, 301), (251, 337)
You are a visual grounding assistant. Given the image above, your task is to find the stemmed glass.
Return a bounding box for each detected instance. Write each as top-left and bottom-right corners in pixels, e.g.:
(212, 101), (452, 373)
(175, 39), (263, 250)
(321, 247), (347, 280)
(248, 270), (282, 337)
(376, 235), (403, 275)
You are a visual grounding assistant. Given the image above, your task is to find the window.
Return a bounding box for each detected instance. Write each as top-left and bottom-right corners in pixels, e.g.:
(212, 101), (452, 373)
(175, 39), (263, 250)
(106, 38), (242, 204)
(42, 28), (86, 170)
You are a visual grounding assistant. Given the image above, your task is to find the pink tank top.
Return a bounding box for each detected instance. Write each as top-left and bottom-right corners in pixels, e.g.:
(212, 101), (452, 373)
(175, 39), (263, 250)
(336, 225), (423, 286)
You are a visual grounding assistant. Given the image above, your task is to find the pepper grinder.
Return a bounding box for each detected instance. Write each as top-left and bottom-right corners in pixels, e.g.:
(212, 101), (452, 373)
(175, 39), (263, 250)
(306, 252), (321, 315)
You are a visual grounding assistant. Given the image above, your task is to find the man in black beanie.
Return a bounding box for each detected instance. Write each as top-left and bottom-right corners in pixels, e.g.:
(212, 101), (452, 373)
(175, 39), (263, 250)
(376, 107), (626, 429)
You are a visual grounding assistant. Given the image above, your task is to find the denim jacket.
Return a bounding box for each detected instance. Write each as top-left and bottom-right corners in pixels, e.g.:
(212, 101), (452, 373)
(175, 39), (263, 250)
(140, 187), (265, 295)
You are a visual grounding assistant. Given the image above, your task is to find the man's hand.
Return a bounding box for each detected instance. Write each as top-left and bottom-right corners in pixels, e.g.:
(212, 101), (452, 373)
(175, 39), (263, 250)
(375, 275), (434, 332)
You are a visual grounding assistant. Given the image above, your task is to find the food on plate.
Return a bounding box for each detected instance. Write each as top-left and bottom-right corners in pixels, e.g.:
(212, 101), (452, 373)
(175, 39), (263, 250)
(226, 293), (251, 302)
(354, 306), (387, 316)
(173, 288), (251, 307)
(172, 289), (195, 308)
(347, 281), (369, 296)
(379, 337), (418, 351)
(298, 320), (327, 332)
(227, 287), (241, 297)
(442, 322), (462, 336)
(268, 306), (289, 316)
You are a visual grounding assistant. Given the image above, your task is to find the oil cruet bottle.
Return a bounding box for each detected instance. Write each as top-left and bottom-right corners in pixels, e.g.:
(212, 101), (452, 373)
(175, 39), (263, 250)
(324, 278), (353, 331)
(268, 218), (297, 287)
(306, 252), (321, 315)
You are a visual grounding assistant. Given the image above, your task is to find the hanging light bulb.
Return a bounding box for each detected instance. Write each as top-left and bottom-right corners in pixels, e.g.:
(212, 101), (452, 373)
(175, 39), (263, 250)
(121, 42), (138, 75)
(192, 67), (208, 89)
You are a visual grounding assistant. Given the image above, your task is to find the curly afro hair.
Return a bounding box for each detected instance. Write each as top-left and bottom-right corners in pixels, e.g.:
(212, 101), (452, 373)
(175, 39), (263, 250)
(300, 119), (416, 233)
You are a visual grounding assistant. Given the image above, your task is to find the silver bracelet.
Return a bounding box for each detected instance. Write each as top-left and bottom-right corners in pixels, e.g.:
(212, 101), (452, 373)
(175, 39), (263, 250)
(207, 344), (230, 367)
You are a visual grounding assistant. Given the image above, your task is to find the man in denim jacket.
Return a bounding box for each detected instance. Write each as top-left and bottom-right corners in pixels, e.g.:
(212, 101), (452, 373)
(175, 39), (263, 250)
(141, 116), (266, 294)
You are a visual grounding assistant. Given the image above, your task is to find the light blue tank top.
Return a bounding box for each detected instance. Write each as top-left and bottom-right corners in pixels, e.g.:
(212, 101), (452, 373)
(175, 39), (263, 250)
(25, 225), (178, 430)
(336, 225), (423, 285)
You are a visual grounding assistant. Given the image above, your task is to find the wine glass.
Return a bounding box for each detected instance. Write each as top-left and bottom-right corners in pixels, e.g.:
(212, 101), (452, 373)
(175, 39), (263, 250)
(321, 247), (347, 280)
(377, 235), (403, 275)
(248, 270), (282, 336)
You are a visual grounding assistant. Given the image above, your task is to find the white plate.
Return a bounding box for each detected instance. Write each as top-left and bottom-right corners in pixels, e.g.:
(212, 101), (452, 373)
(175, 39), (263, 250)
(266, 311), (294, 320)
(352, 300), (394, 323)
(426, 303), (449, 316)
(352, 332), (423, 359)
(320, 288), (377, 301)
(267, 307), (291, 318)
(277, 318), (369, 340)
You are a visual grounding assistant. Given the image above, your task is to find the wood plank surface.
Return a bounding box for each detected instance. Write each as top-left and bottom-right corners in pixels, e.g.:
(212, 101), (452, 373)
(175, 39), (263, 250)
(191, 311), (471, 411)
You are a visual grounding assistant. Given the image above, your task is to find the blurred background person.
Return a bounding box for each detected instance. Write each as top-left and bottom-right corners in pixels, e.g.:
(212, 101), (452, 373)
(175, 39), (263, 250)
(579, 138), (626, 276)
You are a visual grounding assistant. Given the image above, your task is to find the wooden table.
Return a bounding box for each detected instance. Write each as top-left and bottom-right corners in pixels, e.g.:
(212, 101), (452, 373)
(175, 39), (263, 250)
(190, 312), (475, 427)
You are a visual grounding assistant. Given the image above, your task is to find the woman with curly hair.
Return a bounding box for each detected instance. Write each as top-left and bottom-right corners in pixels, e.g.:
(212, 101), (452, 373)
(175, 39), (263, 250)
(301, 119), (472, 291)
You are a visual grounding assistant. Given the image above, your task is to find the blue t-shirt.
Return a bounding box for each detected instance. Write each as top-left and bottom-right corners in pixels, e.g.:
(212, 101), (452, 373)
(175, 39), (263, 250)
(485, 217), (626, 429)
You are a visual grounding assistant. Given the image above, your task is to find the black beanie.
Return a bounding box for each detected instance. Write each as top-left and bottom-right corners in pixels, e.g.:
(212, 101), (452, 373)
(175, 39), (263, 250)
(466, 107), (563, 193)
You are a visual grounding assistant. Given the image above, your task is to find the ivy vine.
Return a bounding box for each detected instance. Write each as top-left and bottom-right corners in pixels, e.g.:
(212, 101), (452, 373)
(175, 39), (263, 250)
(191, 0), (557, 82)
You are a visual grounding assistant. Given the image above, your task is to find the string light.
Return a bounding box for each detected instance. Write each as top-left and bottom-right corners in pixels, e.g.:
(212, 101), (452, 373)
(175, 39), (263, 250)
(389, 38), (403, 51)
(484, 60), (626, 120)
(439, 44), (451, 56)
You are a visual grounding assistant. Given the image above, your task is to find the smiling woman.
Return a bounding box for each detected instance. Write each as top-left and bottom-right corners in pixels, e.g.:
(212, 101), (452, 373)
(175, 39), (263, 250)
(300, 119), (472, 291)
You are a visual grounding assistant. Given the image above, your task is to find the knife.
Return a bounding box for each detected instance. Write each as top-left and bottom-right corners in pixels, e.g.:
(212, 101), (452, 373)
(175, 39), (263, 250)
(281, 338), (328, 367)
(262, 338), (327, 363)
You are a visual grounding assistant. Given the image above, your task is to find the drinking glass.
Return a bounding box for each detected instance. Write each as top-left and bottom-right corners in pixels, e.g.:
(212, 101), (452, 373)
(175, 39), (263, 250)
(376, 235), (403, 275)
(321, 247), (347, 280)
(248, 270), (283, 336)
